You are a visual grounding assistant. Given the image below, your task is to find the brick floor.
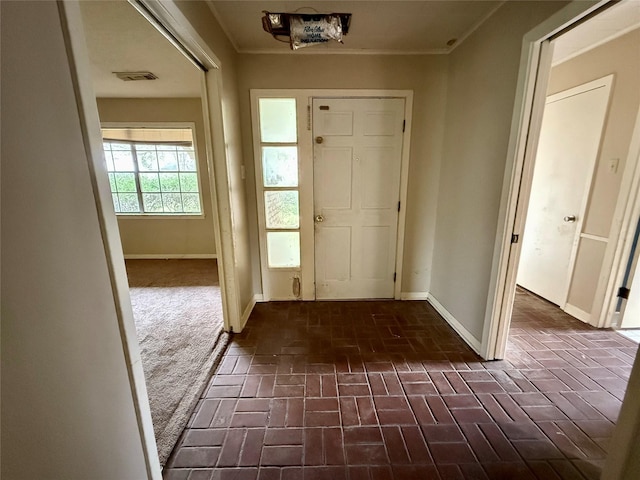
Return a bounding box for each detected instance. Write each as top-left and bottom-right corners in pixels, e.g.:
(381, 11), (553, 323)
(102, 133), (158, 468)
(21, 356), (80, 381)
(163, 288), (638, 479)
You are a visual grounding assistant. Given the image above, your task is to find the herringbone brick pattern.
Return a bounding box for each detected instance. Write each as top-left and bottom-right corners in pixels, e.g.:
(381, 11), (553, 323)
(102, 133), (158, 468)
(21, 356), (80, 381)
(163, 289), (638, 480)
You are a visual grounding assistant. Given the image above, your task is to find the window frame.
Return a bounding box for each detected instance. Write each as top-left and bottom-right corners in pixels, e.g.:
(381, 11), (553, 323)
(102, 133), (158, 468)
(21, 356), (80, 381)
(101, 122), (205, 219)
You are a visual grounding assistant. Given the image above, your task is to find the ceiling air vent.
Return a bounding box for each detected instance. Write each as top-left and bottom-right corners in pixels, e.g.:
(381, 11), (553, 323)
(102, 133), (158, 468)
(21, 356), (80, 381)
(113, 71), (158, 81)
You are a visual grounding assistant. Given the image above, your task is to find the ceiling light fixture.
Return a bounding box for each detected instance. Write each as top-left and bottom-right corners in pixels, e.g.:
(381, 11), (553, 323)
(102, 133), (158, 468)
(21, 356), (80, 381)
(262, 11), (352, 50)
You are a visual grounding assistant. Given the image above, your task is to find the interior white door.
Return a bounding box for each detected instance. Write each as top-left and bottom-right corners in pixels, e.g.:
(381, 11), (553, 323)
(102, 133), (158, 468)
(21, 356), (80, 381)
(517, 83), (611, 306)
(313, 98), (404, 299)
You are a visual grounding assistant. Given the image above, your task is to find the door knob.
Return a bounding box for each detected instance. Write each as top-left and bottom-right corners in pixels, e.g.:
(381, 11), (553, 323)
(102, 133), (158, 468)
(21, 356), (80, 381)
(564, 215), (577, 222)
(315, 215), (324, 223)
(315, 136), (324, 144)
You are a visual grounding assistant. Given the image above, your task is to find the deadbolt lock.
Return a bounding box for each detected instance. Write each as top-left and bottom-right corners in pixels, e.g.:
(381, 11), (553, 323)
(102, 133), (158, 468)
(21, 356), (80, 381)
(315, 136), (324, 144)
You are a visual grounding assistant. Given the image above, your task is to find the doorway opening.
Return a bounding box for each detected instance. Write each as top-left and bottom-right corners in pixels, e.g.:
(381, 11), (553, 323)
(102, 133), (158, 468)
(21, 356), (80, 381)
(78, 1), (228, 466)
(487, 0), (640, 361)
(250, 90), (413, 302)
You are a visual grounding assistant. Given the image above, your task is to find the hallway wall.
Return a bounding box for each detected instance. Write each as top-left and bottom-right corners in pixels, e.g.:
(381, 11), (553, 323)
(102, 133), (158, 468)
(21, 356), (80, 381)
(1, 2), (151, 478)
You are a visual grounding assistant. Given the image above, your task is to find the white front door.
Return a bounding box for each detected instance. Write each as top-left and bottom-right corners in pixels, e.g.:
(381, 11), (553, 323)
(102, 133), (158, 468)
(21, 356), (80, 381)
(517, 79), (611, 307)
(313, 98), (404, 299)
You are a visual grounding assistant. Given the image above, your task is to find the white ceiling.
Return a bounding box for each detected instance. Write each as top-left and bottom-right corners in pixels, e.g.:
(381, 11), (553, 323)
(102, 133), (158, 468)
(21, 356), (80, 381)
(80, 0), (640, 98)
(553, 0), (640, 65)
(79, 0), (201, 98)
(208, 0), (504, 54)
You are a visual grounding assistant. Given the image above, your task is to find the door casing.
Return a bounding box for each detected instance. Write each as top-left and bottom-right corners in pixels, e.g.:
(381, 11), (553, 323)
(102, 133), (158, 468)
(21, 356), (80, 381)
(250, 89), (413, 302)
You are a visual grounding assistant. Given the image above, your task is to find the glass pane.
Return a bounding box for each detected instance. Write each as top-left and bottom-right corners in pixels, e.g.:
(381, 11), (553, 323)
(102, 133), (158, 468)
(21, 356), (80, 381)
(114, 172), (137, 193)
(157, 150), (178, 171)
(118, 193), (140, 213)
(134, 143), (155, 151)
(142, 193), (163, 213)
(159, 173), (180, 192)
(139, 173), (160, 192)
(262, 147), (298, 187)
(259, 98), (297, 143)
(137, 151), (158, 171)
(178, 151), (197, 171)
(111, 193), (121, 212)
(162, 193), (183, 212)
(267, 232), (300, 268)
(179, 173), (199, 192)
(265, 191), (299, 229)
(112, 150), (135, 171)
(182, 193), (201, 213)
(110, 142), (130, 151)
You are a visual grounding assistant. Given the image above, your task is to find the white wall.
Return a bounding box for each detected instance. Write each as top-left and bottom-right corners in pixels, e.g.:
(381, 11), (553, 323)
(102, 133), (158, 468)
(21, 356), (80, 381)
(430, 1), (569, 342)
(97, 97), (217, 257)
(237, 54), (449, 297)
(174, 1), (255, 321)
(1, 2), (149, 478)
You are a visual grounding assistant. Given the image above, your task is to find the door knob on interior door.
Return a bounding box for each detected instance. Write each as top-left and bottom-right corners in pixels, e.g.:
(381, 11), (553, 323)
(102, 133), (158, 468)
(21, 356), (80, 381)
(315, 215), (325, 223)
(564, 215), (577, 222)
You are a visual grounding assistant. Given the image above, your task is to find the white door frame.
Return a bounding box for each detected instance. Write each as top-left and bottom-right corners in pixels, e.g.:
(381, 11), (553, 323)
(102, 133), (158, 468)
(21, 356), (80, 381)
(598, 103), (640, 328)
(60, 0), (243, 476)
(251, 89), (413, 301)
(517, 75), (613, 319)
(481, 0), (615, 360)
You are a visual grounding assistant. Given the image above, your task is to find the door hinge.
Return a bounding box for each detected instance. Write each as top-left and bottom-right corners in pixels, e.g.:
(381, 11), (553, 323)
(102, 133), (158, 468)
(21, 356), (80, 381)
(393, 272), (397, 282)
(307, 105), (311, 131)
(402, 120), (406, 132)
(398, 201), (401, 212)
(618, 287), (630, 299)
(511, 234), (519, 244)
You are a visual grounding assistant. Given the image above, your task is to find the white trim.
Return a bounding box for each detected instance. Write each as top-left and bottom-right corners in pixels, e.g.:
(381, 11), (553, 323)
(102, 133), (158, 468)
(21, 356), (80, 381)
(427, 294), (482, 355)
(123, 254), (217, 260)
(395, 93), (414, 300)
(59, 2), (162, 478)
(204, 0), (240, 53)
(482, 0), (611, 361)
(448, 1), (507, 53)
(597, 104), (640, 328)
(564, 303), (591, 323)
(100, 121), (207, 218)
(400, 292), (429, 301)
(238, 48), (450, 56)
(251, 89), (413, 303)
(132, 0), (221, 69)
(580, 233), (609, 243)
(238, 295), (260, 332)
(553, 23), (640, 66)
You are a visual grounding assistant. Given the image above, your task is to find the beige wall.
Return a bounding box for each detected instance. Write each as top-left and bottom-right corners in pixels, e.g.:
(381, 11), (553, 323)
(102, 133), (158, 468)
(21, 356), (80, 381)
(174, 0), (255, 318)
(548, 29), (640, 315)
(97, 97), (217, 257)
(430, 1), (569, 341)
(1, 2), (149, 478)
(237, 54), (449, 295)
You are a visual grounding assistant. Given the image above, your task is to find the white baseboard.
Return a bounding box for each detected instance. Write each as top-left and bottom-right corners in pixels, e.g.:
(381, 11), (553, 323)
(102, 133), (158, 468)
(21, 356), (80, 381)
(427, 293), (482, 355)
(563, 303), (591, 324)
(400, 292), (429, 300)
(124, 254), (217, 260)
(238, 294), (261, 332)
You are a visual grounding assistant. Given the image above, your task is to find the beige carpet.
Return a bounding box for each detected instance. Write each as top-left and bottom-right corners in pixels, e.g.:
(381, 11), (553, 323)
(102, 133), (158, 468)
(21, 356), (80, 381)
(125, 259), (228, 466)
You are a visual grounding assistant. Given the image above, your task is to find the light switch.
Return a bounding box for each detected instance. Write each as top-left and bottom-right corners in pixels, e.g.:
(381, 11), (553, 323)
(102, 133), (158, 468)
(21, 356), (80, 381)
(609, 158), (619, 174)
